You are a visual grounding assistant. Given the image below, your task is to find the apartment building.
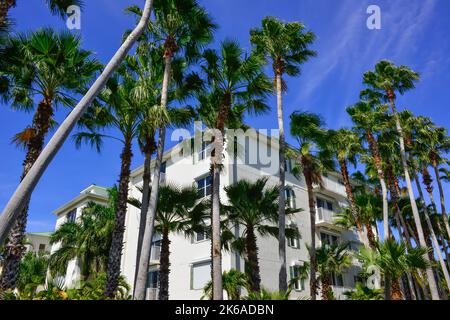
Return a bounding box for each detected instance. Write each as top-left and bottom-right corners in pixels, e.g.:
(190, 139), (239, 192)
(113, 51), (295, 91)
(51, 129), (364, 299)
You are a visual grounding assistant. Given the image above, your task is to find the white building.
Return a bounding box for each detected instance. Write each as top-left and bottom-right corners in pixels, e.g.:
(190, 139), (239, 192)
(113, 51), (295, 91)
(51, 185), (109, 288)
(51, 130), (364, 299)
(25, 232), (52, 255)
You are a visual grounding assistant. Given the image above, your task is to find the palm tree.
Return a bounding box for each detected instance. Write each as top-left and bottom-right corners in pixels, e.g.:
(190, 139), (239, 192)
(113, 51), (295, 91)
(223, 177), (301, 293)
(196, 40), (271, 300)
(0, 0), (83, 27)
(250, 17), (316, 292)
(49, 189), (116, 281)
(129, 0), (216, 300)
(418, 124), (450, 241)
(0, 29), (100, 292)
(289, 111), (332, 300)
(202, 269), (249, 300)
(326, 129), (369, 247)
(347, 99), (391, 241)
(335, 191), (381, 248)
(0, 0), (153, 248)
(357, 239), (429, 300)
(122, 49), (197, 293)
(15, 251), (49, 298)
(362, 60), (439, 299)
(343, 283), (383, 300)
(74, 67), (144, 297)
(315, 243), (352, 300)
(154, 184), (208, 300)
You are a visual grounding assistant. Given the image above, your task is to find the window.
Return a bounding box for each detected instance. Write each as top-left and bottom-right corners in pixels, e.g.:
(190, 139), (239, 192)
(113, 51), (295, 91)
(150, 239), (161, 261)
(284, 159), (292, 173)
(285, 188), (295, 208)
(290, 265), (306, 291)
(287, 224), (300, 249)
(160, 161), (167, 173)
(196, 175), (212, 198)
(38, 244), (46, 253)
(191, 261), (211, 290)
(320, 232), (339, 246)
(330, 272), (344, 287)
(317, 198), (333, 211)
(199, 141), (212, 160)
(195, 231), (210, 242)
(288, 236), (300, 249)
(147, 271), (159, 288)
(67, 209), (77, 223)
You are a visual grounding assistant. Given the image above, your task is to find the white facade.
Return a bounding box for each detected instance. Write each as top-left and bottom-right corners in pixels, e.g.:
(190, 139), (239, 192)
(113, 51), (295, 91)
(25, 232), (52, 254)
(51, 185), (109, 288)
(52, 131), (365, 299)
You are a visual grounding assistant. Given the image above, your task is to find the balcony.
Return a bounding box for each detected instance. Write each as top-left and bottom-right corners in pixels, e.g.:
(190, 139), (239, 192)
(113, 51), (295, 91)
(315, 178), (346, 198)
(315, 207), (343, 230)
(146, 288), (159, 300)
(331, 286), (353, 300)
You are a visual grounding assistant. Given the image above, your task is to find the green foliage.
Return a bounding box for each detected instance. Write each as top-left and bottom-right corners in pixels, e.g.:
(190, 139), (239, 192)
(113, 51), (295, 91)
(244, 287), (291, 300)
(202, 269), (249, 300)
(49, 188), (116, 279)
(16, 252), (49, 297)
(67, 273), (131, 300)
(344, 283), (383, 300)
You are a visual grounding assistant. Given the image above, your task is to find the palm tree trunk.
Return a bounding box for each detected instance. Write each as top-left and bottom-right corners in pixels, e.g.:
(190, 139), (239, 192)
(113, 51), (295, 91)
(105, 138), (133, 298)
(0, 0), (154, 246)
(431, 160), (450, 241)
(391, 279), (403, 300)
(245, 226), (261, 293)
(133, 146), (152, 293)
(275, 72), (287, 293)
(387, 94), (440, 300)
(0, 99), (53, 292)
(365, 222), (377, 248)
(158, 228), (170, 300)
(134, 53), (172, 300)
(320, 276), (332, 300)
(365, 131), (389, 240)
(414, 174), (450, 292)
(339, 159), (369, 247)
(387, 168), (417, 300)
(305, 174), (317, 300)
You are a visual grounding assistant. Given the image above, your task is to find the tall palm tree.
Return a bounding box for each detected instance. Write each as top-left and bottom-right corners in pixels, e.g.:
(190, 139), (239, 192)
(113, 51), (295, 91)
(0, 0), (153, 248)
(326, 129), (369, 247)
(315, 243), (352, 300)
(154, 185), (208, 300)
(250, 17), (316, 292)
(418, 124), (450, 241)
(123, 49), (198, 293)
(223, 177), (301, 293)
(0, 29), (100, 292)
(347, 99), (391, 241)
(49, 188), (116, 281)
(0, 0), (83, 27)
(357, 239), (429, 300)
(196, 40), (271, 299)
(362, 60), (439, 299)
(289, 111), (332, 300)
(74, 67), (144, 297)
(129, 0), (216, 300)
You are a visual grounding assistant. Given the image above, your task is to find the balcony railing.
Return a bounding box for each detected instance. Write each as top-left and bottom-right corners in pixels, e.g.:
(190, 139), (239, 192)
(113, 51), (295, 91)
(331, 286), (353, 300)
(146, 288), (159, 300)
(316, 207), (337, 224)
(160, 172), (166, 185)
(315, 178), (346, 196)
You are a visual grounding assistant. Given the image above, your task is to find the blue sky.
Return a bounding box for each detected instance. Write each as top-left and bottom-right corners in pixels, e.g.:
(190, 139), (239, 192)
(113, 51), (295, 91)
(0, 0), (449, 232)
